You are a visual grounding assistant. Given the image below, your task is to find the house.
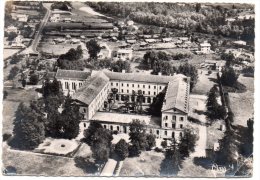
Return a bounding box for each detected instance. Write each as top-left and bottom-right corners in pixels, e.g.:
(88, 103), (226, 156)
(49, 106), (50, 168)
(162, 38), (172, 43)
(199, 41), (211, 54)
(238, 14), (255, 20)
(126, 20), (134, 26)
(15, 14), (28, 22)
(145, 39), (157, 43)
(126, 39), (137, 44)
(113, 27), (119, 32)
(140, 42), (148, 47)
(233, 40), (247, 46)
(5, 25), (19, 34)
(115, 49), (133, 60)
(204, 60), (226, 72)
(56, 69), (190, 140)
(64, 17), (72, 22)
(50, 14), (60, 22)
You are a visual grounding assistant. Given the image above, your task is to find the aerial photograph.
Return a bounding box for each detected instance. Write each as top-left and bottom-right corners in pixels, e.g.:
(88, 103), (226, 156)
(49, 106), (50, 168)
(2, 0), (255, 178)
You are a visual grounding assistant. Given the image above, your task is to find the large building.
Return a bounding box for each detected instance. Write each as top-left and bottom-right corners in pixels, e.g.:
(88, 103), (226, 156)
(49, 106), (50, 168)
(56, 69), (190, 139)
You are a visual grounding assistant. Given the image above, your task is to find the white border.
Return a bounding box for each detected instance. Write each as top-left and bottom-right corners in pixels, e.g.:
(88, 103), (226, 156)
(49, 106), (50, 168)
(0, 0), (259, 180)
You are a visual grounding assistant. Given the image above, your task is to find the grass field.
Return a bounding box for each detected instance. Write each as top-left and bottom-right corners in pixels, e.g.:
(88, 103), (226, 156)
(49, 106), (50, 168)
(229, 76), (254, 127)
(119, 151), (164, 176)
(2, 144), (86, 176)
(2, 87), (39, 135)
(3, 49), (20, 59)
(192, 70), (218, 95)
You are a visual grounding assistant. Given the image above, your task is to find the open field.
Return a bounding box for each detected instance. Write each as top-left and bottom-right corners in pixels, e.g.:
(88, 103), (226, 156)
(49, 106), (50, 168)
(206, 120), (225, 148)
(192, 70), (218, 95)
(229, 76), (254, 127)
(2, 87), (39, 135)
(2, 143), (86, 176)
(119, 150), (164, 176)
(3, 49), (21, 59)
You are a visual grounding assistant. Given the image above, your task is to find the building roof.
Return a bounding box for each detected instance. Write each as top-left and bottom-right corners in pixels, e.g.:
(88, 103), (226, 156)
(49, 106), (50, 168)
(200, 42), (211, 47)
(102, 70), (178, 84)
(162, 75), (190, 113)
(117, 49), (133, 54)
(56, 69), (91, 80)
(72, 71), (109, 105)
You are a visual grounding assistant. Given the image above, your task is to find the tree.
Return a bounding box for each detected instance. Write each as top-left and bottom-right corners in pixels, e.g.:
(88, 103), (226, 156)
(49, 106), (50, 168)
(161, 140), (167, 149)
(59, 96), (83, 139)
(221, 67), (239, 87)
(11, 103), (45, 150)
(3, 90), (8, 99)
(83, 121), (103, 145)
(136, 90), (144, 113)
(7, 32), (17, 41)
(195, 3), (201, 13)
(10, 54), (22, 64)
(146, 134), (156, 150)
(129, 119), (147, 156)
(246, 118), (253, 155)
(8, 66), (20, 80)
(29, 74), (39, 85)
(178, 63), (198, 90)
(178, 128), (198, 159)
(148, 90), (166, 116)
(206, 85), (221, 120)
(21, 79), (26, 88)
(86, 39), (101, 59)
(115, 139), (129, 160)
(217, 129), (238, 166)
(160, 138), (181, 176)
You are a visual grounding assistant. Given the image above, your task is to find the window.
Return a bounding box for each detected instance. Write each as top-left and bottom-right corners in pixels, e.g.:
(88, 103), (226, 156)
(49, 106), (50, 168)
(157, 130), (159, 135)
(132, 84), (134, 87)
(143, 97), (146, 103)
(147, 97), (151, 103)
(84, 123), (86, 128)
(65, 82), (69, 89)
(148, 85), (150, 89)
(165, 123), (168, 127)
(154, 92), (156, 95)
(121, 83), (124, 87)
(165, 131), (167, 135)
(110, 126), (113, 131)
(104, 125), (107, 129)
(148, 91), (150, 95)
(172, 123), (176, 128)
(127, 90), (129, 93)
(150, 129), (152, 134)
(165, 115), (168, 120)
(117, 126), (120, 131)
(116, 83), (118, 86)
(143, 85), (145, 88)
(154, 86), (156, 89)
(180, 117), (184, 121)
(127, 84), (129, 87)
(159, 86), (162, 90)
(143, 91), (145, 95)
(111, 82), (113, 86)
(172, 132), (175, 138)
(172, 116), (176, 121)
(180, 124), (183, 129)
(180, 132), (183, 138)
(138, 84), (140, 88)
(83, 108), (86, 113)
(121, 89), (124, 93)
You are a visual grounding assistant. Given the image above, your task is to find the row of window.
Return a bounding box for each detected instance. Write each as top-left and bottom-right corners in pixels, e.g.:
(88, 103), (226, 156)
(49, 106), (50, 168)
(164, 123), (183, 129)
(114, 94), (155, 103)
(165, 115), (184, 121)
(120, 89), (156, 96)
(64, 81), (83, 90)
(153, 129), (183, 138)
(111, 82), (163, 90)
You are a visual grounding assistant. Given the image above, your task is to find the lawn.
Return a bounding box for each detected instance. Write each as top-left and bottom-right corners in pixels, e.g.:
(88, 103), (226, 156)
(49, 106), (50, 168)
(206, 120), (225, 149)
(119, 150), (164, 176)
(2, 143), (87, 176)
(3, 49), (20, 59)
(192, 70), (218, 95)
(228, 76), (254, 127)
(2, 87), (39, 135)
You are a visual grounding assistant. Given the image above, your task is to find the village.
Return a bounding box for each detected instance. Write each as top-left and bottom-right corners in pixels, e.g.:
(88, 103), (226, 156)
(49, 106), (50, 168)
(2, 1), (255, 178)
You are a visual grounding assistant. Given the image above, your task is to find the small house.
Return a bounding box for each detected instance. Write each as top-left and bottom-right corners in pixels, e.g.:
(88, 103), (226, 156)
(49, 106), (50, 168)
(162, 38), (172, 43)
(5, 25), (19, 34)
(115, 49), (133, 61)
(199, 41), (211, 54)
(126, 20), (134, 26)
(16, 14), (28, 22)
(145, 39), (157, 44)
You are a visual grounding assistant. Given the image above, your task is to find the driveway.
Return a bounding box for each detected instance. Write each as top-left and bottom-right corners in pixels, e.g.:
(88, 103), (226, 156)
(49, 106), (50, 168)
(100, 158), (117, 176)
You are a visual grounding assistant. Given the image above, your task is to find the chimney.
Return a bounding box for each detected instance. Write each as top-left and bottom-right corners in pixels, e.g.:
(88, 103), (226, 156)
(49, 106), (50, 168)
(158, 72), (162, 76)
(122, 69), (126, 73)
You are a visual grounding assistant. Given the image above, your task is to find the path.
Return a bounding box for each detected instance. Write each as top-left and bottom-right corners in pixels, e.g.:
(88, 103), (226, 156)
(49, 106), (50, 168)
(189, 94), (208, 157)
(100, 158), (118, 176)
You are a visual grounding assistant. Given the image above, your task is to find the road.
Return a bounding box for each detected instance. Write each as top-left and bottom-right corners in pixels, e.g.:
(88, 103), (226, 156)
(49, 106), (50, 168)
(22, 3), (52, 55)
(100, 158), (118, 176)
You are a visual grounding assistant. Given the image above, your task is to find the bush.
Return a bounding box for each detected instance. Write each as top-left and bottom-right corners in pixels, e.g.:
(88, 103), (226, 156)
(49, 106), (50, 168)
(115, 139), (129, 160)
(155, 147), (163, 152)
(161, 140), (167, 149)
(29, 74), (39, 85)
(3, 133), (12, 142)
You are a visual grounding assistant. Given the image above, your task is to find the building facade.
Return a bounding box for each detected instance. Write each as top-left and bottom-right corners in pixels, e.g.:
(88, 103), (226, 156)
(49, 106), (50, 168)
(56, 69), (190, 140)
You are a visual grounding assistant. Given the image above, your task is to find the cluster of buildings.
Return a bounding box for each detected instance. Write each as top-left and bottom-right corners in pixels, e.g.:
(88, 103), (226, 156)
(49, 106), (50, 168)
(54, 69), (190, 139)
